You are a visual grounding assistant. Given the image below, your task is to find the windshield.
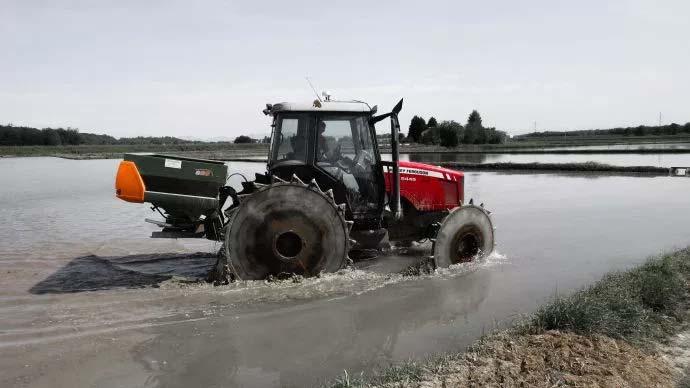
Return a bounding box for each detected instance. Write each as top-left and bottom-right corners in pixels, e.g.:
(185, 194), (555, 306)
(316, 114), (380, 215)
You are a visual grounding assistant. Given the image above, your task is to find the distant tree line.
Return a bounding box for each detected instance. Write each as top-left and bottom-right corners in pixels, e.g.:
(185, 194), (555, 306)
(233, 135), (271, 144)
(0, 123), (272, 146)
(0, 124), (207, 146)
(407, 110), (508, 147)
(515, 122), (690, 139)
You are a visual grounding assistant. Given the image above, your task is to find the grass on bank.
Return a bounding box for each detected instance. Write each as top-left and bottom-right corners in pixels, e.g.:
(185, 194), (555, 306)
(327, 248), (690, 387)
(525, 249), (689, 342)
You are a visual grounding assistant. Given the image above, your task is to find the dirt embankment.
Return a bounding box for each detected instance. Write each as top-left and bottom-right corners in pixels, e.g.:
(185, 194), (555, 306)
(410, 331), (674, 388)
(329, 248), (690, 388)
(331, 330), (679, 388)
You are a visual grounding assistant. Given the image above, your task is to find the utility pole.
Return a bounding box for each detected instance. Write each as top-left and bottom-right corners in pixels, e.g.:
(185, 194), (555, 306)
(659, 112), (662, 127)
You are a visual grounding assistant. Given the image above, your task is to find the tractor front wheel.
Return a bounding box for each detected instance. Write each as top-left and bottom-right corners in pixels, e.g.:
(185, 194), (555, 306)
(433, 205), (494, 267)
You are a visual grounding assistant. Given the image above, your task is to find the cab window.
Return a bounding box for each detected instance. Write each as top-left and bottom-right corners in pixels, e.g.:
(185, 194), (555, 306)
(316, 115), (379, 214)
(271, 114), (311, 163)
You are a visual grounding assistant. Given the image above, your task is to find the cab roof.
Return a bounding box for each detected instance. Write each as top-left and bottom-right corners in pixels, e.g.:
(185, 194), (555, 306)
(268, 100), (374, 114)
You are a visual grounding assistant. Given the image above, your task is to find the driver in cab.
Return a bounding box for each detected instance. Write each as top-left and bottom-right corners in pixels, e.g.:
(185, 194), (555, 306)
(316, 121), (348, 174)
(317, 121), (334, 162)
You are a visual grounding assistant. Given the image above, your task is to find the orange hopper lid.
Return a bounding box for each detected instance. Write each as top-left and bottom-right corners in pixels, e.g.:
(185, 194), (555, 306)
(115, 161), (145, 203)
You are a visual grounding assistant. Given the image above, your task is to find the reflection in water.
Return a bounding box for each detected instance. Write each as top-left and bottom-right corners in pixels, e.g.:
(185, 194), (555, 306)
(400, 151), (690, 167)
(524, 142), (690, 151)
(408, 152), (490, 164)
(131, 269), (492, 388)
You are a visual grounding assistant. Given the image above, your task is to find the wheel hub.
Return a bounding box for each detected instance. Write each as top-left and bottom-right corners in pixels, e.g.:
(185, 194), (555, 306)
(273, 230), (304, 261)
(453, 226), (482, 262)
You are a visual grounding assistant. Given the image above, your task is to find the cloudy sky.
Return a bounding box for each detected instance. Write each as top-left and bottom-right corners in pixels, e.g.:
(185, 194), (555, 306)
(2, 0), (689, 138)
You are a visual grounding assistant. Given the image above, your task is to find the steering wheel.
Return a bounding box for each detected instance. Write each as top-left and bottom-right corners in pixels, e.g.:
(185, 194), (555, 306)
(339, 150), (368, 176)
(335, 157), (354, 174)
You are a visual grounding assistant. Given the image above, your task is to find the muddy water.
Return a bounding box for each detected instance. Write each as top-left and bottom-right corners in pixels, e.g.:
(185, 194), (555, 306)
(2, 157), (690, 388)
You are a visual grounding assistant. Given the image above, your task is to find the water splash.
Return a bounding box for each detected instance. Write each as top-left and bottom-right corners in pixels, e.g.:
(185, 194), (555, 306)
(159, 250), (510, 307)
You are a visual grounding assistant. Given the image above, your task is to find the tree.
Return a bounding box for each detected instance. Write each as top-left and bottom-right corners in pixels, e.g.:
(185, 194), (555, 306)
(407, 116), (427, 142)
(439, 125), (459, 147)
(43, 129), (62, 145)
(485, 127), (508, 144)
(464, 110), (483, 144)
(463, 124), (477, 144)
(420, 129), (436, 145)
(467, 110), (482, 127)
(427, 117), (438, 127)
(233, 135), (255, 144)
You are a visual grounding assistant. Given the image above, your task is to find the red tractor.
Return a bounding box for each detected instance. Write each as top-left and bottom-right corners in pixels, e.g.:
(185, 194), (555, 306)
(115, 98), (494, 281)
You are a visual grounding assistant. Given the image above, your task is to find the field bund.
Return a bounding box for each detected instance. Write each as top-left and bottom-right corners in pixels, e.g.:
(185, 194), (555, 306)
(328, 248), (690, 388)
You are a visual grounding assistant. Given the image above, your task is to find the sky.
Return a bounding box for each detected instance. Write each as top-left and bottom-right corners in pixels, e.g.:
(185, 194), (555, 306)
(2, 0), (689, 139)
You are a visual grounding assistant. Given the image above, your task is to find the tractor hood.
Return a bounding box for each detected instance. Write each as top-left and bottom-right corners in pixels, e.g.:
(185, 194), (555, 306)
(397, 161), (463, 182)
(383, 161), (465, 212)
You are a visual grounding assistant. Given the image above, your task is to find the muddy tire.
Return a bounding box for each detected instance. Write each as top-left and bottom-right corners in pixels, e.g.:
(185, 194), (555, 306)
(224, 179), (350, 280)
(206, 243), (234, 285)
(433, 205), (494, 267)
(350, 229), (387, 250)
(206, 207), (239, 285)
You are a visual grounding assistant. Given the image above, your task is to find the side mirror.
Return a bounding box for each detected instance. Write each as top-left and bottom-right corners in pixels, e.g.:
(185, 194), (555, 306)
(369, 98), (404, 124)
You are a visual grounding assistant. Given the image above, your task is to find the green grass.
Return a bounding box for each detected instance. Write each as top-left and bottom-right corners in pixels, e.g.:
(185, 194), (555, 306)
(329, 361), (425, 388)
(324, 248), (690, 387)
(525, 249), (690, 342)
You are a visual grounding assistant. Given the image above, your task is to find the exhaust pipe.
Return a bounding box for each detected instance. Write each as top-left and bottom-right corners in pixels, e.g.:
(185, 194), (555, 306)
(390, 99), (403, 220)
(371, 99), (404, 220)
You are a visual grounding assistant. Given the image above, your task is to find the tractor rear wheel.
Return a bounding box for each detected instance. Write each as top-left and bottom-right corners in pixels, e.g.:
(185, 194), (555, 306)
(221, 178), (351, 280)
(433, 205), (494, 267)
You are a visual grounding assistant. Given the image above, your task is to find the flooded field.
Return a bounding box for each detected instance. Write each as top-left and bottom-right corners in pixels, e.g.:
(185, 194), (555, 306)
(541, 144), (690, 151)
(2, 157), (690, 387)
(511, 141), (690, 151)
(398, 151), (690, 167)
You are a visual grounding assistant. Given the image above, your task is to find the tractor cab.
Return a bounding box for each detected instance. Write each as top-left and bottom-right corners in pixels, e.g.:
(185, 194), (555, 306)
(264, 100), (392, 227)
